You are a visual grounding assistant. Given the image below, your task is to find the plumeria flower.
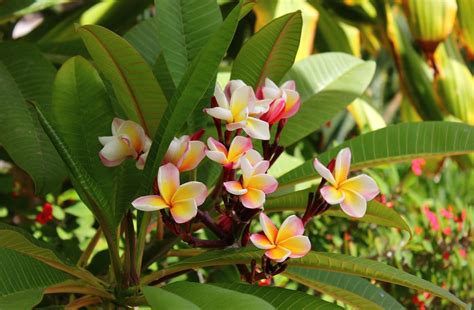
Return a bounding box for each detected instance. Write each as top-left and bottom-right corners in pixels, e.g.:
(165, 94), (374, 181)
(132, 163), (207, 223)
(224, 151), (277, 209)
(163, 135), (206, 172)
(313, 148), (379, 218)
(250, 213), (311, 262)
(205, 81), (271, 140)
(99, 118), (151, 169)
(258, 78), (301, 125)
(206, 136), (252, 169)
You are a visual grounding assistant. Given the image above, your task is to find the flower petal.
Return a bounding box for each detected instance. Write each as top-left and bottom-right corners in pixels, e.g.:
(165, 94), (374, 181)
(244, 150), (264, 166)
(98, 136), (114, 145)
(158, 163), (180, 204)
(247, 174), (278, 194)
(224, 181), (247, 196)
(230, 85), (251, 120)
(320, 185), (345, 204)
(251, 98), (272, 116)
(117, 120), (146, 154)
(205, 107), (233, 122)
(253, 160), (270, 175)
(111, 117), (124, 135)
(164, 136), (188, 166)
(250, 233), (275, 250)
(206, 150), (228, 165)
(335, 148), (351, 184)
(214, 83), (229, 109)
(282, 89), (300, 119)
(340, 189), (367, 218)
(276, 215), (304, 244)
(259, 213), (278, 243)
(262, 78), (281, 99)
(340, 174), (379, 201)
(226, 121), (247, 131)
(99, 137), (132, 167)
(172, 181), (207, 206)
(313, 158), (336, 185)
(225, 80), (246, 99)
(265, 246), (291, 263)
(244, 117), (270, 140)
(136, 151), (148, 170)
(207, 137), (227, 154)
(228, 136), (252, 163)
(170, 199), (197, 224)
(241, 188), (265, 209)
(281, 80), (296, 91)
(132, 195), (169, 212)
(179, 140), (206, 172)
(278, 235), (311, 258)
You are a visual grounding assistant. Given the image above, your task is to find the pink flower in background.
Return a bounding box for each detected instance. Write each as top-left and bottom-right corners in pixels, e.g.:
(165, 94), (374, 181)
(459, 248), (467, 259)
(422, 206), (440, 231)
(257, 78), (301, 124)
(411, 158), (426, 176)
(442, 227), (452, 236)
(440, 207), (454, 220)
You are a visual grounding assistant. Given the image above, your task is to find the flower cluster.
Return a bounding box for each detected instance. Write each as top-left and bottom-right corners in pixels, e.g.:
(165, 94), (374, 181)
(36, 203), (54, 225)
(96, 78), (380, 268)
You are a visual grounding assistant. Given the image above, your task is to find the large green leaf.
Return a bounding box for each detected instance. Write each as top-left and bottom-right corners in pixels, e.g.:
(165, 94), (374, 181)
(155, 0), (222, 86)
(280, 52), (375, 146)
(278, 122), (474, 188)
(0, 289), (44, 309)
(139, 3), (245, 194)
(285, 267), (404, 310)
(214, 283), (339, 309)
(0, 0), (66, 22)
(0, 223), (101, 287)
(143, 286), (199, 310)
(0, 42), (65, 195)
(265, 190), (412, 236)
(124, 17), (161, 65)
(78, 24), (167, 136)
(231, 12), (302, 88)
(143, 248), (466, 308)
(161, 282), (274, 309)
(51, 56), (136, 225)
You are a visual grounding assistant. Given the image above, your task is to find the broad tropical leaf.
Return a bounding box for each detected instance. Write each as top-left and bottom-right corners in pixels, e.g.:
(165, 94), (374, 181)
(161, 282), (274, 309)
(265, 190), (412, 236)
(139, 3), (244, 195)
(280, 53), (375, 146)
(0, 289), (44, 309)
(231, 11), (302, 88)
(214, 282), (339, 309)
(78, 24), (167, 135)
(142, 248), (466, 308)
(278, 122), (474, 188)
(0, 42), (66, 195)
(124, 17), (161, 65)
(143, 286), (199, 310)
(285, 267), (404, 310)
(0, 0), (66, 22)
(155, 0), (222, 86)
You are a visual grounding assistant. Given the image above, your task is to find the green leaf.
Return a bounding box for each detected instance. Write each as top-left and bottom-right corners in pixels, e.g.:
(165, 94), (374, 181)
(124, 17), (161, 65)
(0, 223), (101, 287)
(143, 286), (199, 310)
(278, 122), (474, 188)
(140, 3), (242, 194)
(162, 282), (274, 310)
(0, 0), (66, 22)
(51, 56), (136, 225)
(0, 42), (66, 195)
(155, 0), (222, 86)
(231, 12), (302, 88)
(265, 190), (412, 237)
(214, 282), (340, 309)
(0, 288), (44, 309)
(285, 267), (404, 310)
(143, 248), (466, 308)
(78, 24), (167, 136)
(280, 52), (375, 146)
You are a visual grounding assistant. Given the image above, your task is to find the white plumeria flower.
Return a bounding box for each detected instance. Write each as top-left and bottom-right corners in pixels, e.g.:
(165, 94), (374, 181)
(313, 148), (380, 218)
(98, 118), (151, 170)
(163, 135), (206, 172)
(224, 150), (278, 209)
(206, 136), (253, 169)
(132, 163), (207, 223)
(205, 81), (272, 140)
(259, 78), (301, 124)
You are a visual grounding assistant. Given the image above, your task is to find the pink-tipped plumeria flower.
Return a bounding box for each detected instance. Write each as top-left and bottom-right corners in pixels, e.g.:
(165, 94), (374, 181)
(163, 135), (206, 172)
(258, 78), (301, 125)
(99, 118), (151, 170)
(205, 81), (272, 140)
(132, 163), (207, 223)
(250, 213), (311, 262)
(224, 151), (277, 209)
(313, 148), (379, 218)
(206, 136), (252, 169)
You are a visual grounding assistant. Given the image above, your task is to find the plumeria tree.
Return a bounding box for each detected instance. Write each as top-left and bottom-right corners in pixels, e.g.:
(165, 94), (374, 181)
(0, 0), (473, 309)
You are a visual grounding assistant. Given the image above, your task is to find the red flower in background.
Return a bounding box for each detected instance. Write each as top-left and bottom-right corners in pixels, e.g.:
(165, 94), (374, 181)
(422, 206), (440, 231)
(35, 203), (54, 225)
(411, 158), (426, 176)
